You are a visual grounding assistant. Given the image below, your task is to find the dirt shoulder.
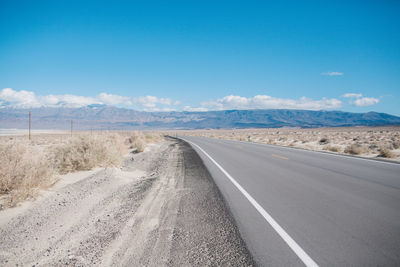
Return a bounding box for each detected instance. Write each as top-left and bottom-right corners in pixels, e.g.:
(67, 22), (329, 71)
(0, 138), (253, 266)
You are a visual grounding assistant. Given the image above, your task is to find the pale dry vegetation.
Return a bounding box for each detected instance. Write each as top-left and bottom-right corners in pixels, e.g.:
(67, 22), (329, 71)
(323, 145), (341, 152)
(0, 131), (164, 209)
(378, 148), (395, 158)
(180, 126), (400, 161)
(0, 141), (54, 208)
(127, 131), (164, 152)
(127, 132), (146, 152)
(52, 134), (127, 174)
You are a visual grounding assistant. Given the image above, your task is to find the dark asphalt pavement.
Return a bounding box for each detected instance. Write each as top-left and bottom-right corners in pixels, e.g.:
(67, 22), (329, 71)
(180, 136), (400, 266)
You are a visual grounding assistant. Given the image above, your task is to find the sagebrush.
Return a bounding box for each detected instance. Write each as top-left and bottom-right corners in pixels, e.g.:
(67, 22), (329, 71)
(0, 141), (54, 208)
(0, 131), (164, 209)
(127, 132), (163, 153)
(53, 134), (127, 174)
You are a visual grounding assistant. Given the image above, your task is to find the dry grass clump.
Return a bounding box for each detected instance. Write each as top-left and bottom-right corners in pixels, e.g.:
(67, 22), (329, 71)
(0, 131), (165, 209)
(144, 132), (164, 143)
(52, 134), (127, 174)
(323, 145), (341, 152)
(392, 141), (400, 149)
(378, 148), (395, 158)
(0, 141), (54, 208)
(127, 132), (164, 153)
(344, 144), (364, 155)
(127, 132), (146, 152)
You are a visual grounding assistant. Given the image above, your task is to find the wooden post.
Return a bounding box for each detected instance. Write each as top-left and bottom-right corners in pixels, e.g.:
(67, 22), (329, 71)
(29, 111), (31, 140)
(71, 120), (73, 137)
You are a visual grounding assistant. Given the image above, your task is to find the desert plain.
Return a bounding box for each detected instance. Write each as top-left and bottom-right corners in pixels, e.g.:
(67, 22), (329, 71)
(179, 126), (400, 162)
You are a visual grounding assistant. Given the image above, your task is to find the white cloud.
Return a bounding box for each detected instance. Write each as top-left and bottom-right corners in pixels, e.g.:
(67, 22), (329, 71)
(0, 88), (41, 108)
(0, 88), (115, 108)
(1, 88), (380, 112)
(352, 97), (380, 107)
(0, 88), (178, 110)
(322, 71), (344, 76)
(43, 94), (100, 108)
(342, 93), (362, 98)
(198, 95), (342, 111)
(133, 95), (179, 111)
(183, 106), (209, 112)
(149, 107), (177, 112)
(341, 93), (380, 107)
(97, 93), (132, 106)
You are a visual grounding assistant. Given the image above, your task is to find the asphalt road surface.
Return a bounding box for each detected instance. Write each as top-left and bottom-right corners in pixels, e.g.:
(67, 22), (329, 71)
(180, 136), (400, 266)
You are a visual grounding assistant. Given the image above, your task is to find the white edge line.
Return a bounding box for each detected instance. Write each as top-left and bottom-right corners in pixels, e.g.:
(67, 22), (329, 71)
(181, 137), (319, 267)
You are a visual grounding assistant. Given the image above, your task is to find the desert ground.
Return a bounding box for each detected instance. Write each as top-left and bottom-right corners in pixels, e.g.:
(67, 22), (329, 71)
(1, 126), (399, 265)
(0, 132), (253, 266)
(178, 126), (400, 162)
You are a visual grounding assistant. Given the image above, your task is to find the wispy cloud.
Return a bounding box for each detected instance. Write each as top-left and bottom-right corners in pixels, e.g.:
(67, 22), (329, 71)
(342, 92), (380, 107)
(191, 95), (342, 111)
(321, 71), (344, 76)
(342, 93), (362, 98)
(183, 106), (209, 112)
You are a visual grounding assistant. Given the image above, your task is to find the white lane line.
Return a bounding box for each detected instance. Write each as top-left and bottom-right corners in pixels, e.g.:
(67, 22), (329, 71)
(182, 138), (319, 267)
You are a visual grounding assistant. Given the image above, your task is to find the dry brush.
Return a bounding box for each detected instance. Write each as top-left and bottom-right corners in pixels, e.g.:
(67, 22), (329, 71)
(0, 131), (164, 209)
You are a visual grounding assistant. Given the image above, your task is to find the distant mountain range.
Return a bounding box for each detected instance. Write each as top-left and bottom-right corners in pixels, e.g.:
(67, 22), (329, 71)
(1, 106), (400, 130)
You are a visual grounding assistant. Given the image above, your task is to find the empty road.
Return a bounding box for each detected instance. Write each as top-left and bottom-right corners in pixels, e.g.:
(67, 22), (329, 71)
(180, 136), (400, 266)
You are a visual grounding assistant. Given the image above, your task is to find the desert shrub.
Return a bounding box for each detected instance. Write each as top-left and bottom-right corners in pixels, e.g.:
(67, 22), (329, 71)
(378, 148), (395, 158)
(127, 132), (146, 152)
(0, 133), (131, 208)
(323, 145), (341, 152)
(53, 134), (126, 174)
(392, 141), (400, 149)
(368, 144), (379, 150)
(319, 138), (329, 145)
(144, 133), (164, 144)
(0, 141), (54, 208)
(344, 144), (365, 155)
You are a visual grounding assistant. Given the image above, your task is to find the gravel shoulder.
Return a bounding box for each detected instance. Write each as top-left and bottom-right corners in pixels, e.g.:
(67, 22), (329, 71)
(0, 138), (253, 266)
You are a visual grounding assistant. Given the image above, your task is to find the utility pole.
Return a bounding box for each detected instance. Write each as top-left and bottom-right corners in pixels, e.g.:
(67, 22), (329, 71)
(29, 111), (31, 140)
(71, 120), (73, 137)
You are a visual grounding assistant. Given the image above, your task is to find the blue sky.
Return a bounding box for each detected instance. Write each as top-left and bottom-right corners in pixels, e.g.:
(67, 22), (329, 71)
(0, 0), (399, 114)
